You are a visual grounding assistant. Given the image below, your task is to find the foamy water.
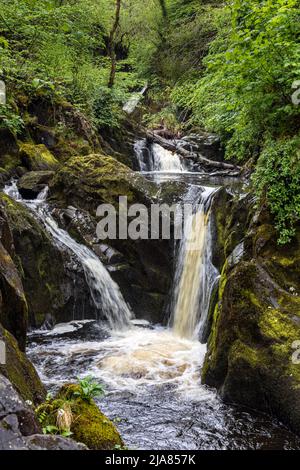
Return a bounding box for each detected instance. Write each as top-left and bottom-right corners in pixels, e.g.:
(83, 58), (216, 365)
(56, 326), (214, 402)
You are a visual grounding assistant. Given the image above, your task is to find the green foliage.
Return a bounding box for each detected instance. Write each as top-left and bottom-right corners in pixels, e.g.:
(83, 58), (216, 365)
(0, 0), (162, 131)
(0, 105), (24, 134)
(93, 86), (127, 129)
(37, 408), (48, 425)
(252, 137), (300, 244)
(189, 0), (300, 159)
(42, 424), (72, 437)
(143, 105), (181, 133)
(170, 0), (300, 243)
(73, 376), (105, 402)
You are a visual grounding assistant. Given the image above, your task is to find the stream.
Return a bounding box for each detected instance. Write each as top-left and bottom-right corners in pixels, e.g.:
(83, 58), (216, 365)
(5, 140), (300, 450)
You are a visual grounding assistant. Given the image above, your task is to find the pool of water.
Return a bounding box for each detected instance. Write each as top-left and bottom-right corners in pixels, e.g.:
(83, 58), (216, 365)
(27, 320), (300, 450)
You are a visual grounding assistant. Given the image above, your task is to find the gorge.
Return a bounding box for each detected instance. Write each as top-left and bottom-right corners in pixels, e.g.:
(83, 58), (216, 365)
(0, 0), (300, 454)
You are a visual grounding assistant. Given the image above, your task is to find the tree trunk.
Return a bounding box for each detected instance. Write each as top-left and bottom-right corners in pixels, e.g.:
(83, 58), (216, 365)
(158, 0), (168, 18)
(146, 131), (241, 172)
(108, 0), (121, 88)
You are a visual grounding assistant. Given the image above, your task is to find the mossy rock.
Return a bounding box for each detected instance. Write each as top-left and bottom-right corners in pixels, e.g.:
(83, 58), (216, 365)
(0, 324), (46, 404)
(0, 154), (21, 173)
(17, 171), (54, 199)
(50, 153), (157, 210)
(203, 218), (300, 434)
(37, 384), (124, 450)
(19, 143), (59, 171)
(0, 239), (28, 351)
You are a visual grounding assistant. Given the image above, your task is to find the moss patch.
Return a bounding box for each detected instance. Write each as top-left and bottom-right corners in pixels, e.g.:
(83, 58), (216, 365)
(36, 384), (124, 450)
(0, 324), (46, 404)
(19, 142), (59, 171)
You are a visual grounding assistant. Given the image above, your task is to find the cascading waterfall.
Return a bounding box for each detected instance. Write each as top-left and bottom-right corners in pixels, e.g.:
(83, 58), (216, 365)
(134, 139), (184, 172)
(152, 143), (183, 172)
(171, 186), (219, 341)
(4, 181), (132, 331)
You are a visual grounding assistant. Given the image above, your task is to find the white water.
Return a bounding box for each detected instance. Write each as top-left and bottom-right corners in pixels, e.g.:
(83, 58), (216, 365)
(171, 186), (219, 340)
(134, 139), (184, 172)
(4, 143), (218, 402)
(4, 181), (132, 330)
(123, 84), (148, 114)
(152, 143), (183, 172)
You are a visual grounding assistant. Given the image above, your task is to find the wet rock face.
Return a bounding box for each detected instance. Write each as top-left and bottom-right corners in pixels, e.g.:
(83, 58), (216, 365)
(203, 201), (300, 434)
(0, 241), (28, 351)
(0, 206), (27, 351)
(179, 132), (225, 162)
(0, 194), (98, 328)
(0, 324), (46, 404)
(49, 154), (177, 323)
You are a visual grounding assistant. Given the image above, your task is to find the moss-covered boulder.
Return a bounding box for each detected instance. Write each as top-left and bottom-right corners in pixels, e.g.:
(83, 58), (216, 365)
(49, 153), (156, 208)
(36, 384), (124, 450)
(17, 170), (54, 199)
(0, 373), (87, 450)
(0, 204), (27, 351)
(0, 324), (45, 404)
(19, 143), (59, 171)
(203, 207), (300, 434)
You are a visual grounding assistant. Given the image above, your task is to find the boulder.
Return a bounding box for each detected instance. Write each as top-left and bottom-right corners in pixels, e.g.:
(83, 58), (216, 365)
(36, 384), (124, 450)
(0, 374), (85, 450)
(19, 143), (59, 171)
(203, 204), (300, 435)
(0, 239), (27, 351)
(24, 434), (88, 450)
(17, 171), (54, 200)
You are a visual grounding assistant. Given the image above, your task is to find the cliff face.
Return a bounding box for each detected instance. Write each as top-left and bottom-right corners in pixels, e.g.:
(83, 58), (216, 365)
(203, 198), (300, 434)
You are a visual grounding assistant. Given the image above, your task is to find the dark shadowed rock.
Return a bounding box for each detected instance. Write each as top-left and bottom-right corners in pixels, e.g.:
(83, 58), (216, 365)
(25, 434), (88, 450)
(17, 171), (54, 200)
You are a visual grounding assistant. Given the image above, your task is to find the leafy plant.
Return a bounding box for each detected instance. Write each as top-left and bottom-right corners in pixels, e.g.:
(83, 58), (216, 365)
(0, 105), (24, 134)
(252, 137), (300, 244)
(42, 424), (72, 438)
(74, 376), (105, 402)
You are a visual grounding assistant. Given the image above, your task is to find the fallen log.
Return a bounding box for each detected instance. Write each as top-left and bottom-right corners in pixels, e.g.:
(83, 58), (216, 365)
(146, 131), (241, 172)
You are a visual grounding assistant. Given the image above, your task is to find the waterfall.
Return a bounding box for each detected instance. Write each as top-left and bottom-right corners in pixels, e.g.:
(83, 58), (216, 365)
(171, 186), (219, 341)
(152, 144), (183, 172)
(4, 181), (132, 331)
(123, 84), (148, 114)
(134, 140), (183, 172)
